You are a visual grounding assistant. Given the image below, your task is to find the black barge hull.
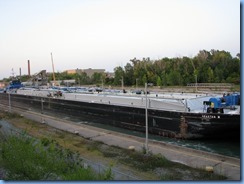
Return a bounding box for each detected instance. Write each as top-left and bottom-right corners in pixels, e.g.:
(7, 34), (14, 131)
(0, 93), (240, 139)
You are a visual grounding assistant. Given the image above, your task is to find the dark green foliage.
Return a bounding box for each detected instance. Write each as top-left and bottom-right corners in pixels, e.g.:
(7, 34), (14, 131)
(0, 134), (113, 180)
(62, 167), (96, 180)
(113, 66), (125, 86)
(114, 49), (240, 86)
(0, 112), (21, 120)
(100, 166), (114, 180)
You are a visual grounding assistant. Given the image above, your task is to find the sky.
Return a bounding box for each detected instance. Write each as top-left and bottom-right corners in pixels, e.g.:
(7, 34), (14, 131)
(0, 0), (240, 79)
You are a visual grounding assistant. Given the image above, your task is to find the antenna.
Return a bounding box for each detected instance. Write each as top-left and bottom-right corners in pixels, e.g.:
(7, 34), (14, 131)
(51, 52), (56, 85)
(11, 68), (15, 78)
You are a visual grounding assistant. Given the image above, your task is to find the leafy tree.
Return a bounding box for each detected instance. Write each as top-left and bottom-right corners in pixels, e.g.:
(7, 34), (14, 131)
(74, 72), (90, 85)
(207, 67), (214, 83)
(113, 66), (124, 86)
(161, 71), (167, 86)
(124, 63), (134, 86)
(142, 74), (147, 85)
(119, 50), (240, 87)
(91, 72), (103, 85)
(156, 76), (162, 86)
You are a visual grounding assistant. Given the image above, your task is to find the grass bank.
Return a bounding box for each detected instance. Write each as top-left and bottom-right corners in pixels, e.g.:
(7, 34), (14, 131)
(0, 111), (227, 180)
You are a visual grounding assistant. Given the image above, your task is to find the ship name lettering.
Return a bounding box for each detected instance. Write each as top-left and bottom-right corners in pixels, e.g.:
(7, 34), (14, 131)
(202, 115), (216, 119)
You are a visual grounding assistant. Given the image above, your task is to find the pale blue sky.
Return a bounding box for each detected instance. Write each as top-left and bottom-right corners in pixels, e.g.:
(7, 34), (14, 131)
(0, 0), (240, 79)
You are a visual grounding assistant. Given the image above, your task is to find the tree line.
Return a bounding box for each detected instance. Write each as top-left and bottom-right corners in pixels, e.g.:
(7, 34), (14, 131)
(91, 49), (239, 87)
(2, 49), (240, 87)
(112, 49), (240, 87)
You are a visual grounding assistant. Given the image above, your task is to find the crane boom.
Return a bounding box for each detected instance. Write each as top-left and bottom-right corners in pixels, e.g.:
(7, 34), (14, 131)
(51, 52), (56, 85)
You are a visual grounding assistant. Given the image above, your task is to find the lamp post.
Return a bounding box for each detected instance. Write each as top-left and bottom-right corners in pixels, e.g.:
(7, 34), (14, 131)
(121, 76), (124, 92)
(8, 91), (11, 112)
(145, 83), (148, 154)
(195, 74), (198, 92)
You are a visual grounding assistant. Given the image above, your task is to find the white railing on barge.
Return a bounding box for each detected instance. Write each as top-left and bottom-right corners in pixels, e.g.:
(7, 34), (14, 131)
(16, 88), (220, 113)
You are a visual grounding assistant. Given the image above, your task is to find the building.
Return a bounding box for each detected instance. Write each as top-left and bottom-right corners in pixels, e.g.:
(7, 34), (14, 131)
(0, 82), (6, 88)
(83, 68), (105, 77)
(65, 68), (106, 77)
(65, 69), (78, 74)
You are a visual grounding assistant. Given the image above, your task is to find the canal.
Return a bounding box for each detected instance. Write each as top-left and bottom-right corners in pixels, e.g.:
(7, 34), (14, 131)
(57, 113), (240, 159)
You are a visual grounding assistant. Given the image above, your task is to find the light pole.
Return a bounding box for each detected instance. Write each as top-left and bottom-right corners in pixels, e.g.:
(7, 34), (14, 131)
(8, 91), (11, 112)
(145, 83), (148, 154)
(195, 74), (198, 92)
(121, 76), (124, 92)
(101, 78), (104, 91)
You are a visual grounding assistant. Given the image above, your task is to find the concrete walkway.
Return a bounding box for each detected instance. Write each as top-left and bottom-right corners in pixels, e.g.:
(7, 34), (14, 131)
(5, 108), (241, 180)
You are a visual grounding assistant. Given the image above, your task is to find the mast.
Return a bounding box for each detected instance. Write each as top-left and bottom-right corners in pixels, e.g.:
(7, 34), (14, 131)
(51, 52), (56, 85)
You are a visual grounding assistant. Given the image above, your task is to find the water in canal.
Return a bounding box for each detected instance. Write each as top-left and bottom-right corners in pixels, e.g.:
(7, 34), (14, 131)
(72, 118), (240, 159)
(35, 110), (242, 159)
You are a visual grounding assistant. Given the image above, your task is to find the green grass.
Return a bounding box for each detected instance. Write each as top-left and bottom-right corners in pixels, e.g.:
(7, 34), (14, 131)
(0, 133), (113, 180)
(0, 111), (21, 120)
